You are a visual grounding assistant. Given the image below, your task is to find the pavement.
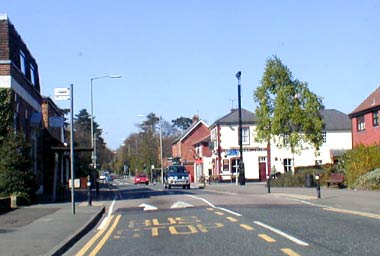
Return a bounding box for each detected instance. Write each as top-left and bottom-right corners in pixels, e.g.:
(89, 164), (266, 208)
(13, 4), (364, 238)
(1, 181), (380, 256)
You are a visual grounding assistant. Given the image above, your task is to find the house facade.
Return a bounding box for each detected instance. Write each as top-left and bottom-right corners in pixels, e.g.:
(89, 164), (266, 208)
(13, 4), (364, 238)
(349, 87), (380, 147)
(208, 108), (352, 181)
(209, 109), (268, 181)
(171, 116), (210, 182)
(0, 14), (43, 185)
(270, 109), (352, 173)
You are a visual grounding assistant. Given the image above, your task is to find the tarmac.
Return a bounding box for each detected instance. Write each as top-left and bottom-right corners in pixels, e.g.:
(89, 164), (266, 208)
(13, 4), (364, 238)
(0, 181), (379, 256)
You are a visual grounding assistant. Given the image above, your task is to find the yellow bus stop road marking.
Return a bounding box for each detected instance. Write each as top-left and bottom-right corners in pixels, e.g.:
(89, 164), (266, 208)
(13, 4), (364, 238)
(281, 248), (301, 256)
(258, 234), (276, 243)
(226, 217), (238, 222)
(240, 224), (254, 231)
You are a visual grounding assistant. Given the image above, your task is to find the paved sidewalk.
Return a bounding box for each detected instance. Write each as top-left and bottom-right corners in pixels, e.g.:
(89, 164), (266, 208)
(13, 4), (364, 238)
(0, 192), (106, 256)
(202, 182), (380, 216)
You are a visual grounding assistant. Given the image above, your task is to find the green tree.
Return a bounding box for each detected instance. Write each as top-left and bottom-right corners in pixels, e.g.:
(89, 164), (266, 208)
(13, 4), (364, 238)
(0, 131), (37, 198)
(254, 56), (324, 170)
(172, 117), (192, 131)
(0, 89), (13, 141)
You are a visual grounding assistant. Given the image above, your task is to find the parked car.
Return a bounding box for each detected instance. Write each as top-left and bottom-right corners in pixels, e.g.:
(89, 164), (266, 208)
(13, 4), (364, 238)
(134, 174), (149, 185)
(99, 171), (109, 182)
(164, 165), (190, 189)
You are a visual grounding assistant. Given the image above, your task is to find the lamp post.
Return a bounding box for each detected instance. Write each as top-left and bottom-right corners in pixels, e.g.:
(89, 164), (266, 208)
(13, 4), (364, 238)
(90, 75), (121, 188)
(236, 71), (245, 185)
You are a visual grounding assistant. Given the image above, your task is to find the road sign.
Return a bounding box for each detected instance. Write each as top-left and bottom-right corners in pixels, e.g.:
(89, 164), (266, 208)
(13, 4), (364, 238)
(49, 116), (64, 128)
(54, 87), (71, 101)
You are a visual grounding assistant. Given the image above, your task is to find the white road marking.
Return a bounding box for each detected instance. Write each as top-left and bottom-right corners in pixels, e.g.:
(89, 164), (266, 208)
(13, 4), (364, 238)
(186, 195), (242, 216)
(98, 195), (117, 230)
(253, 221), (309, 246)
(170, 201), (194, 209)
(139, 203), (158, 211)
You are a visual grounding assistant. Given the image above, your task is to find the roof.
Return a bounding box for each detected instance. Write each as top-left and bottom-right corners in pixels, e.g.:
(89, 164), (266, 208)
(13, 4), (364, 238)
(350, 87), (380, 116)
(172, 120), (209, 144)
(211, 108), (256, 127)
(321, 109), (351, 131)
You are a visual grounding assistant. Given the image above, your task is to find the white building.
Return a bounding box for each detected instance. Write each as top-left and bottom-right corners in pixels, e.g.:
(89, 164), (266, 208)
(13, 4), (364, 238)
(209, 108), (352, 181)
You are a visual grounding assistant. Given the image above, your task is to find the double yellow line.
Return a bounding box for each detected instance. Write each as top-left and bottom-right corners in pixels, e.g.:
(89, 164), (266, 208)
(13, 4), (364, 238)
(76, 214), (122, 256)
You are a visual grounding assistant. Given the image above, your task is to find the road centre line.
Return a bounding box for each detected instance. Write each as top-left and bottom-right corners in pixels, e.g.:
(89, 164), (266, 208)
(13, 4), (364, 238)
(258, 233), (276, 243)
(75, 215), (115, 256)
(89, 214), (122, 256)
(186, 195), (242, 216)
(254, 221), (309, 247)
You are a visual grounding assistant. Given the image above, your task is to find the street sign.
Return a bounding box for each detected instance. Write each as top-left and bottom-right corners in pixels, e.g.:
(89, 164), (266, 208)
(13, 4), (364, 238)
(49, 116), (64, 128)
(54, 87), (71, 101)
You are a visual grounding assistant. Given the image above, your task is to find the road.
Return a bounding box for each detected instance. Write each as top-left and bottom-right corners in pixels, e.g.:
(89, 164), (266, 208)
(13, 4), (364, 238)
(65, 178), (380, 256)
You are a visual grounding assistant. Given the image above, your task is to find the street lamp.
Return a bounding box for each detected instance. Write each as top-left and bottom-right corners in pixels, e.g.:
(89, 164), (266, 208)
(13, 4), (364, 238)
(236, 71), (245, 186)
(90, 75), (122, 178)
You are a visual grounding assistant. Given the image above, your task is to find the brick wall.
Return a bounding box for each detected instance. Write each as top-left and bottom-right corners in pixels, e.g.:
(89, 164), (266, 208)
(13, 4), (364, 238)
(352, 112), (380, 147)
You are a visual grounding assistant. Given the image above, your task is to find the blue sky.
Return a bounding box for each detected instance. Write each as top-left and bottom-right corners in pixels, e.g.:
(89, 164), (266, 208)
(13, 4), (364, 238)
(2, 0), (380, 150)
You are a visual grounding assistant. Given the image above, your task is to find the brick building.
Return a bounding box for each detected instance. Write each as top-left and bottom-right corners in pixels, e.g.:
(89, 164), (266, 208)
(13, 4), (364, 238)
(171, 116), (210, 182)
(349, 87), (380, 147)
(0, 14), (43, 188)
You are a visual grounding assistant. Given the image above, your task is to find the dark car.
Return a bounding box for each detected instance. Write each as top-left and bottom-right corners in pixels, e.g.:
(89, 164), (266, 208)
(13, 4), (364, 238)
(164, 165), (190, 189)
(134, 174), (149, 185)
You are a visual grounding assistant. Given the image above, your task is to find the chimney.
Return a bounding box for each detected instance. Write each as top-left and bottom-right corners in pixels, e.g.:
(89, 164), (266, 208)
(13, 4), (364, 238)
(192, 115), (200, 124)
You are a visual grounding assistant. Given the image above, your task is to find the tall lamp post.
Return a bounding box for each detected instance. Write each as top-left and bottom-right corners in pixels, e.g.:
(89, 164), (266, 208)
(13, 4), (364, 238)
(236, 71), (245, 185)
(90, 75), (121, 180)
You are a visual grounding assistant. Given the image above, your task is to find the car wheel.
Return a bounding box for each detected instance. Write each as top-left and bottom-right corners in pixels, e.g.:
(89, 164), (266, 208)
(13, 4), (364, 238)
(168, 185), (171, 189)
(146, 182), (149, 185)
(187, 185), (190, 189)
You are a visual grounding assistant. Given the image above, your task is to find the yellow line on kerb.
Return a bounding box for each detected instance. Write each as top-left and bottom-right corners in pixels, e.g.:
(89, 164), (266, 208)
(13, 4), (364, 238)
(226, 217), (238, 222)
(324, 207), (380, 219)
(89, 214), (122, 256)
(281, 248), (301, 256)
(76, 215), (115, 256)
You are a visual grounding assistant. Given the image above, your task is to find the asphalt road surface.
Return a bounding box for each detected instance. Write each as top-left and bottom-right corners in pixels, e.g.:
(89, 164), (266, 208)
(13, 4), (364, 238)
(65, 179), (380, 256)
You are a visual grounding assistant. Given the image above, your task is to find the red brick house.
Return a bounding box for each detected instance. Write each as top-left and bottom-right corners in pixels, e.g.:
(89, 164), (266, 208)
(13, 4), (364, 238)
(171, 116), (210, 182)
(349, 87), (380, 147)
(0, 14), (43, 186)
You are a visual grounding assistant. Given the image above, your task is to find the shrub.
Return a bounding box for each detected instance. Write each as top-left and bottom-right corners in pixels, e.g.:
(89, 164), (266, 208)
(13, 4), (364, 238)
(354, 169), (380, 190)
(340, 145), (380, 188)
(270, 166), (329, 187)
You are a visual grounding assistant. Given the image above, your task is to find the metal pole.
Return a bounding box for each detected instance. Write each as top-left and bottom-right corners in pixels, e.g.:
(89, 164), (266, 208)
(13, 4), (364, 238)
(90, 78), (95, 169)
(236, 71), (245, 185)
(160, 117), (163, 184)
(70, 83), (75, 215)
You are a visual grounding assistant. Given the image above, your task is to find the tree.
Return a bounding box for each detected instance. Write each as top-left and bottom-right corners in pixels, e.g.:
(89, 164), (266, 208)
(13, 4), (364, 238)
(253, 56), (325, 171)
(0, 131), (37, 198)
(172, 117), (192, 131)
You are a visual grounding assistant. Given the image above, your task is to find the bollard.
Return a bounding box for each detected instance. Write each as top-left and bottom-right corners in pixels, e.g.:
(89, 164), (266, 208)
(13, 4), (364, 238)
(315, 174), (321, 199)
(87, 175), (92, 206)
(267, 175), (271, 193)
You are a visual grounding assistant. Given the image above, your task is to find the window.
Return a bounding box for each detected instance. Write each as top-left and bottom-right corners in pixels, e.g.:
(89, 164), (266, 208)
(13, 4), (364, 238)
(20, 50), (26, 74)
(315, 160), (322, 166)
(30, 65), (36, 85)
(283, 158), (292, 172)
(242, 127), (250, 144)
(222, 159), (229, 172)
(373, 111), (379, 127)
(357, 115), (365, 131)
(322, 130), (327, 143)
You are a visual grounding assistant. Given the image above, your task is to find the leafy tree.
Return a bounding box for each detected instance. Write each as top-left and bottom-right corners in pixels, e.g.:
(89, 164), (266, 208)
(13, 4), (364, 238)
(0, 89), (13, 141)
(254, 56), (324, 170)
(172, 117), (192, 131)
(0, 131), (37, 198)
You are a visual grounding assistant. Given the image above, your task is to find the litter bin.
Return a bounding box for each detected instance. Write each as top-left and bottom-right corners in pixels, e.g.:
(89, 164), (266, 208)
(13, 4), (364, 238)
(305, 174), (314, 187)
